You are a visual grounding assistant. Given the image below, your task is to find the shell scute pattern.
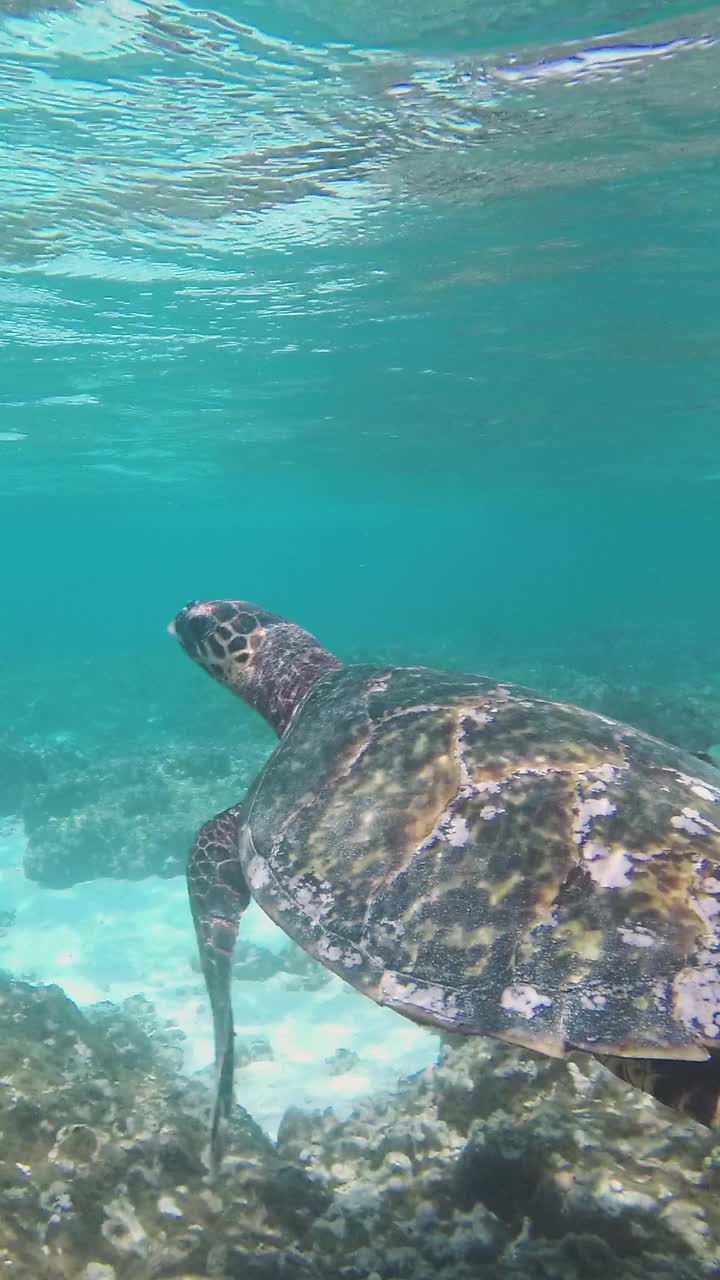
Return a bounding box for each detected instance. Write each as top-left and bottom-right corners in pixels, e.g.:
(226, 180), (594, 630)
(246, 665), (720, 1058)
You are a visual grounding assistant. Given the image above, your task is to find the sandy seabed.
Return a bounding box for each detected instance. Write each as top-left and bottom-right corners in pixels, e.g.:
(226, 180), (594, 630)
(0, 818), (438, 1137)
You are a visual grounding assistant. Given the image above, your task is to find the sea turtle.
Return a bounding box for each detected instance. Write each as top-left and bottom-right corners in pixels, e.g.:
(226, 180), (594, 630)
(170, 598), (720, 1169)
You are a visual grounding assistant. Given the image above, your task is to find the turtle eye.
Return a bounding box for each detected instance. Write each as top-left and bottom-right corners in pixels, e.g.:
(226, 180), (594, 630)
(183, 612), (215, 650)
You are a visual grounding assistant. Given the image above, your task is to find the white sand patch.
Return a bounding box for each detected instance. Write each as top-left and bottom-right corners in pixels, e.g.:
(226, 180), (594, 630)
(0, 820), (438, 1137)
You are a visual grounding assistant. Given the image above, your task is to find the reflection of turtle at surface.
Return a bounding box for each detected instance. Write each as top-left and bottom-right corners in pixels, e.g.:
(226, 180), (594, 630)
(170, 598), (720, 1171)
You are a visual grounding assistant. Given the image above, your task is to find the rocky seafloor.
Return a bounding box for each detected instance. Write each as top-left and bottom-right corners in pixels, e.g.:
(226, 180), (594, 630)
(1, 973), (719, 1280)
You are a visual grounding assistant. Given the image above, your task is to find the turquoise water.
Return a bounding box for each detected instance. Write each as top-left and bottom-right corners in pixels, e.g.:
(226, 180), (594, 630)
(2, 6), (719, 714)
(1, 0), (720, 1270)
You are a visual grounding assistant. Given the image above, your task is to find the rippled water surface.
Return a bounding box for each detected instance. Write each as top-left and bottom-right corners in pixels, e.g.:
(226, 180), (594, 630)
(2, 19), (719, 748)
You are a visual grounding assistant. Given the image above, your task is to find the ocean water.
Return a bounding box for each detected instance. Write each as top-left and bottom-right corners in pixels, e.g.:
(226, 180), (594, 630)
(1, 0), (720, 1272)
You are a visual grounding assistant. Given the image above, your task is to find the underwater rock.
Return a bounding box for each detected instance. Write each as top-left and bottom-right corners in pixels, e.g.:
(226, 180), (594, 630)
(278, 945), (335, 990)
(189, 938), (332, 989)
(0, 974), (719, 1278)
(236, 1036), (275, 1068)
(8, 739), (266, 887)
(0, 974), (275, 1279)
(231, 942), (286, 982)
(325, 1048), (360, 1077)
(231, 941), (316, 985)
(85, 992), (188, 1075)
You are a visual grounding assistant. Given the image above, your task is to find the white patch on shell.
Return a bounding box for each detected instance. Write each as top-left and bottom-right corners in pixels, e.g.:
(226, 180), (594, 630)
(573, 794), (617, 844)
(479, 805), (505, 821)
(416, 704), (499, 857)
(618, 926), (655, 948)
(580, 992), (608, 1011)
(446, 816), (469, 847)
(366, 674), (391, 695)
(316, 938), (344, 963)
(631, 845), (670, 862)
(246, 855), (271, 891)
(379, 973), (460, 1023)
(419, 805), (468, 856)
(673, 957), (720, 1039)
(500, 984), (554, 1020)
(652, 980), (669, 1011)
(671, 808), (720, 837)
(671, 812), (704, 836)
(157, 1196), (183, 1219)
(690, 894), (720, 927)
(692, 784), (719, 803)
(594, 764), (621, 785)
(383, 703), (446, 721)
(669, 768), (720, 797)
(464, 708), (495, 726)
(289, 876), (335, 926)
(583, 842), (633, 888)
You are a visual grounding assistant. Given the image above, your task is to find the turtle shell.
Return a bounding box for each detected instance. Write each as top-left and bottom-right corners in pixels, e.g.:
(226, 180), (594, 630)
(241, 664), (720, 1064)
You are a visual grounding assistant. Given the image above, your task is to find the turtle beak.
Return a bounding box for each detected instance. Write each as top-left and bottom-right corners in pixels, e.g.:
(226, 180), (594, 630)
(169, 599), (200, 639)
(171, 602), (217, 658)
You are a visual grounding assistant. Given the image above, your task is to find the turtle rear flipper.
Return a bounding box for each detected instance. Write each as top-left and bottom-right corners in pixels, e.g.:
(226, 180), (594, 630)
(597, 1050), (720, 1127)
(187, 804), (250, 1174)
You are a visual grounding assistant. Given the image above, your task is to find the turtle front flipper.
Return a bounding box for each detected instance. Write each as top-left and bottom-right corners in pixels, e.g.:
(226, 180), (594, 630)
(187, 804), (250, 1174)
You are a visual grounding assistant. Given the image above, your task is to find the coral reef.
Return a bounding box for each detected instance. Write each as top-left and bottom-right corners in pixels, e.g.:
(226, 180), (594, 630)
(0, 975), (285, 1279)
(1, 975), (718, 1279)
(0, 738), (267, 888)
(281, 1038), (720, 1280)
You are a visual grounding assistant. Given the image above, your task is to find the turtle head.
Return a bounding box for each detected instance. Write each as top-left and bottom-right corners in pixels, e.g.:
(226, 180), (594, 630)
(170, 598), (341, 735)
(170, 599), (279, 686)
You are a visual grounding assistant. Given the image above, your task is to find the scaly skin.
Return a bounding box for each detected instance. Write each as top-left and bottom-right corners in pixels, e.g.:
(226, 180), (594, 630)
(187, 803), (249, 1170)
